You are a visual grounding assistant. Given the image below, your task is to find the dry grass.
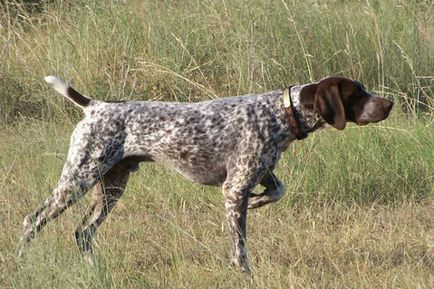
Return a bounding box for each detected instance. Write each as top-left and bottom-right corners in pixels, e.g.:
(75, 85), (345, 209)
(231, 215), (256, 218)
(1, 0), (433, 122)
(0, 116), (432, 288)
(0, 0), (433, 288)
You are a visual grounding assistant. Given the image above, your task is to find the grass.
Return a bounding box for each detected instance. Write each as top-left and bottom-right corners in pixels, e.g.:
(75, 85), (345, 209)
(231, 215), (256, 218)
(0, 115), (432, 288)
(1, 0), (433, 121)
(0, 0), (433, 288)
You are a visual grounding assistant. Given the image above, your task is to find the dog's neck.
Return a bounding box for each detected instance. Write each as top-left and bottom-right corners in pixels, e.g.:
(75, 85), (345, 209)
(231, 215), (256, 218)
(289, 85), (325, 134)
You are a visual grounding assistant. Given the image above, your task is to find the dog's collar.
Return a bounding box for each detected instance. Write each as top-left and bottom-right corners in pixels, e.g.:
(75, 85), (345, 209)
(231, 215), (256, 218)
(283, 86), (307, 140)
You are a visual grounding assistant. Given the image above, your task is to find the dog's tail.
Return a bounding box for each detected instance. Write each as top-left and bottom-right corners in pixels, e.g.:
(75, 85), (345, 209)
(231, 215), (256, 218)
(44, 76), (94, 108)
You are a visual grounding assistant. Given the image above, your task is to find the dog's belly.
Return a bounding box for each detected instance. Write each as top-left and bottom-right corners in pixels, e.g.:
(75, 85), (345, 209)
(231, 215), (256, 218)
(124, 137), (231, 186)
(120, 150), (227, 186)
(169, 162), (227, 186)
(148, 150), (226, 186)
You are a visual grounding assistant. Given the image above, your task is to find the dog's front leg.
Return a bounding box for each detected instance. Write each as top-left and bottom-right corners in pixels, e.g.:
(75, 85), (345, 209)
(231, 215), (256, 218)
(222, 182), (251, 273)
(248, 172), (285, 209)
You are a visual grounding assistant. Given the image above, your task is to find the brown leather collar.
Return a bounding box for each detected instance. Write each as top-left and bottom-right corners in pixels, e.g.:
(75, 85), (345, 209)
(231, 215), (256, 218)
(283, 87), (307, 140)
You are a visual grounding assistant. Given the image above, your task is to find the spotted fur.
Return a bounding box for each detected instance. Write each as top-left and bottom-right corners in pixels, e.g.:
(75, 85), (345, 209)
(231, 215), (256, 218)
(17, 75), (393, 272)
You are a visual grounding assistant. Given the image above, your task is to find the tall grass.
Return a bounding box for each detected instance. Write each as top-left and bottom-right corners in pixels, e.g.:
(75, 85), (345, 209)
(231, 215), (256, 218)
(0, 117), (432, 288)
(0, 0), (433, 122)
(0, 1), (433, 288)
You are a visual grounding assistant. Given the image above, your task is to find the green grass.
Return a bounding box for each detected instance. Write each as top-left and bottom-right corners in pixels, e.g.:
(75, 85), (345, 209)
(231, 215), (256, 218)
(0, 115), (432, 288)
(1, 0), (433, 121)
(0, 0), (433, 288)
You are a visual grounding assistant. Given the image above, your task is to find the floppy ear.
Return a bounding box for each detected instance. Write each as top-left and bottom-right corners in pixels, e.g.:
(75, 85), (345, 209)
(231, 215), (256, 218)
(315, 83), (346, 130)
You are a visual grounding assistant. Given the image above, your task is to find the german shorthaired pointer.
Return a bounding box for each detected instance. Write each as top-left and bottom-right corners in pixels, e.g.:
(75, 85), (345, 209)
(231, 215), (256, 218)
(17, 76), (393, 272)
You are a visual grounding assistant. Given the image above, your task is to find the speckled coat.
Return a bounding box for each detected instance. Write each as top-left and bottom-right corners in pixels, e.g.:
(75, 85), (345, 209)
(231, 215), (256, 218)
(18, 76), (393, 273)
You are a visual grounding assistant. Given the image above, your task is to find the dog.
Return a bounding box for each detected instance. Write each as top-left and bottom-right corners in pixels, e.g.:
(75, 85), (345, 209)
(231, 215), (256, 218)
(17, 75), (393, 272)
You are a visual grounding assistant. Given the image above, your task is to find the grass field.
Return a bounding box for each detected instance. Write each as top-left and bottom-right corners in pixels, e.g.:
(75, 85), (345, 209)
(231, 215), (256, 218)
(0, 0), (433, 288)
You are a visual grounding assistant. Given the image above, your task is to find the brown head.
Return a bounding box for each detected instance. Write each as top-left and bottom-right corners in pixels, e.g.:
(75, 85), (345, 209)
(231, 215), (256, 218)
(299, 76), (394, 130)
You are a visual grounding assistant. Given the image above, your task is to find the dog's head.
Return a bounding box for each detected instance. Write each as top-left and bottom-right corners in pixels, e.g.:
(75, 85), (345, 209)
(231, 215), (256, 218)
(300, 76), (393, 130)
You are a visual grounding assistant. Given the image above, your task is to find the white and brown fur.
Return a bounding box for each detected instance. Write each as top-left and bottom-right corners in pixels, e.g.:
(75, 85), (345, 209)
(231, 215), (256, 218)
(17, 76), (393, 272)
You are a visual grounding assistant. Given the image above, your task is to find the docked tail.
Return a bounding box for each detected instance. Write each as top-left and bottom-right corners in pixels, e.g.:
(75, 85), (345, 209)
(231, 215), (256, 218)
(44, 76), (93, 108)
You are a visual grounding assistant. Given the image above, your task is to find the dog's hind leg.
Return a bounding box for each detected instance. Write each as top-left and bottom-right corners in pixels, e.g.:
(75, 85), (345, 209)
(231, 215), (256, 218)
(17, 149), (115, 258)
(17, 174), (99, 258)
(74, 161), (130, 265)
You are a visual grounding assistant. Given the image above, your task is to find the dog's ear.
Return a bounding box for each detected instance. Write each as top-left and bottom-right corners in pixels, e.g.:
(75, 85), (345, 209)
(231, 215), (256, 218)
(314, 82), (346, 130)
